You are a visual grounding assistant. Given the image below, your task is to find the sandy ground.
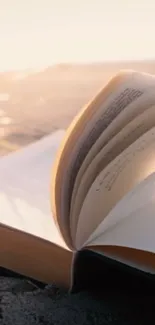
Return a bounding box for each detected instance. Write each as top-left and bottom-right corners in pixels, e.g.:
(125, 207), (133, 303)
(0, 273), (154, 325)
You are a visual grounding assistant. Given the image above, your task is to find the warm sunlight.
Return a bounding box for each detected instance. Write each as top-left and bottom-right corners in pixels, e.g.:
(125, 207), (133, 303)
(0, 0), (155, 71)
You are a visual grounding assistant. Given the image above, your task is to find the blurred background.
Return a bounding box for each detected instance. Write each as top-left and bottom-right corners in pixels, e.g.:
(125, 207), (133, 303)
(0, 0), (155, 155)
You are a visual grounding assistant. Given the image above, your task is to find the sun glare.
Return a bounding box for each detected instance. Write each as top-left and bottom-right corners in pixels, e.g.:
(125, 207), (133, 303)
(0, 0), (155, 71)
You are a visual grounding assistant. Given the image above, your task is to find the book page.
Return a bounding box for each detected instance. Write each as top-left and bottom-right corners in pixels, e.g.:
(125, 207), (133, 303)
(52, 70), (155, 248)
(75, 127), (155, 249)
(85, 172), (155, 245)
(71, 89), (155, 224)
(86, 175), (155, 259)
(70, 105), (155, 240)
(0, 130), (67, 249)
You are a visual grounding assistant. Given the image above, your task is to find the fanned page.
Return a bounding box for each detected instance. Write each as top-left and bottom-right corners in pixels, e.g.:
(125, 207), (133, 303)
(70, 105), (155, 240)
(85, 172), (155, 247)
(75, 127), (155, 248)
(52, 70), (155, 248)
(70, 81), (155, 230)
(85, 172), (155, 274)
(0, 130), (72, 286)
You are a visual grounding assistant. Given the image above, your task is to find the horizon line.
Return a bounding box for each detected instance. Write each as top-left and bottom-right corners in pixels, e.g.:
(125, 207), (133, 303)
(1, 58), (155, 73)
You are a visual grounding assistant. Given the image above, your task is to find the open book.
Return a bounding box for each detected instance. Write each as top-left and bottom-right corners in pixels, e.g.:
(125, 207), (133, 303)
(1, 70), (155, 292)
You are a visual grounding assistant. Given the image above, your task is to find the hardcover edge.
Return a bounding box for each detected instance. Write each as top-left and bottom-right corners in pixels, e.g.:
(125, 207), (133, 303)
(70, 249), (155, 295)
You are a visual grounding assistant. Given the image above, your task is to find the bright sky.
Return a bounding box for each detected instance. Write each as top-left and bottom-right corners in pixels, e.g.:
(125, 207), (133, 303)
(0, 0), (155, 71)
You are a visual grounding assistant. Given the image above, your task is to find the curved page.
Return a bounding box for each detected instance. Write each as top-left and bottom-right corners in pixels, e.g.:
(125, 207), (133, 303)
(86, 177), (155, 261)
(85, 172), (155, 245)
(52, 71), (149, 248)
(71, 105), (155, 240)
(0, 130), (66, 248)
(76, 127), (155, 248)
(71, 86), (155, 222)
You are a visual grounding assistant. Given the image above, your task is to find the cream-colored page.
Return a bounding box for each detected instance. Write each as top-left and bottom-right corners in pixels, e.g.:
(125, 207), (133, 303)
(70, 105), (155, 240)
(0, 130), (67, 248)
(71, 88), (155, 224)
(75, 127), (155, 248)
(85, 171), (155, 245)
(54, 71), (155, 244)
(85, 173), (155, 262)
(53, 72), (131, 246)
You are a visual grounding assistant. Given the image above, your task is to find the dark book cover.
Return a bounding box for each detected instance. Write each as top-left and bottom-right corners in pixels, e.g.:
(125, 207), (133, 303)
(71, 249), (155, 295)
